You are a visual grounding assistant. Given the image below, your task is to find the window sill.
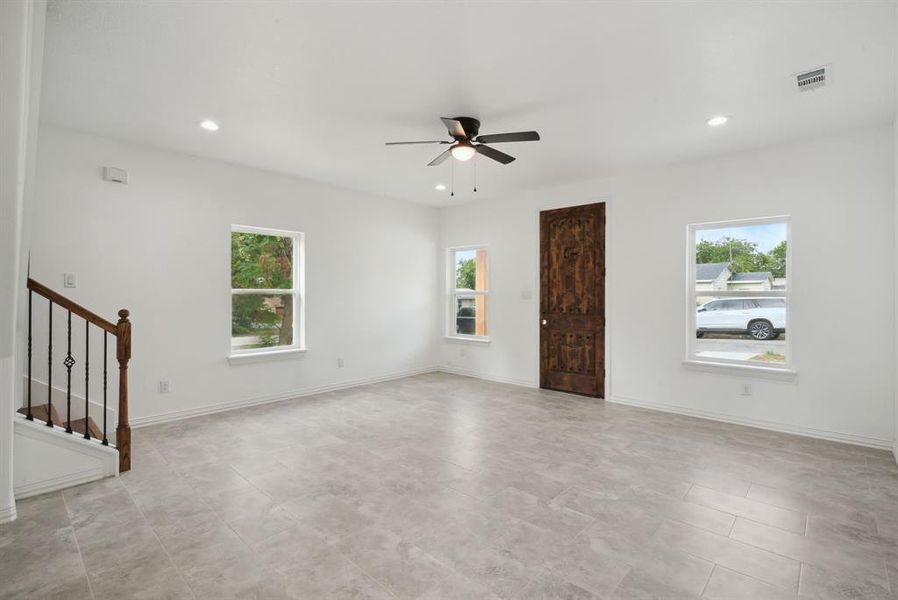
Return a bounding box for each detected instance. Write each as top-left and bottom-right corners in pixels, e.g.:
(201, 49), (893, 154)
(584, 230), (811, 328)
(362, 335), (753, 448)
(228, 347), (307, 365)
(444, 335), (491, 345)
(682, 359), (797, 381)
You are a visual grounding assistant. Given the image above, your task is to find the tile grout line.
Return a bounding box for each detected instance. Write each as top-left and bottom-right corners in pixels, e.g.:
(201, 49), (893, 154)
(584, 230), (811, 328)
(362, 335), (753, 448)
(60, 492), (97, 600)
(118, 478), (199, 600)
(698, 563), (716, 598)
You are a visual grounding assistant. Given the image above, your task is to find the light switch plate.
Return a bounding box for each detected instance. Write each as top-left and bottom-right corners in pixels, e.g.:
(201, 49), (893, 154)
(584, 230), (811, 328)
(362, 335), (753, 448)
(64, 273), (77, 288)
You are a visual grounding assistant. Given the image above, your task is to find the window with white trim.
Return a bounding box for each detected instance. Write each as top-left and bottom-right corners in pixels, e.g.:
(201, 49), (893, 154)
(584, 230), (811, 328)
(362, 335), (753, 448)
(688, 217), (790, 368)
(448, 246), (488, 339)
(230, 225), (304, 355)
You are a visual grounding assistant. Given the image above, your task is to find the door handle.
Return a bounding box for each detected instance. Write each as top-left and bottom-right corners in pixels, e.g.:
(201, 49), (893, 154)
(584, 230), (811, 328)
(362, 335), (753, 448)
(541, 319), (547, 325)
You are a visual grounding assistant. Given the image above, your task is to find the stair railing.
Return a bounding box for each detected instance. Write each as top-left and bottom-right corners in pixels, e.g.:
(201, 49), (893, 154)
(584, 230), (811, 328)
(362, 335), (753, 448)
(24, 278), (131, 472)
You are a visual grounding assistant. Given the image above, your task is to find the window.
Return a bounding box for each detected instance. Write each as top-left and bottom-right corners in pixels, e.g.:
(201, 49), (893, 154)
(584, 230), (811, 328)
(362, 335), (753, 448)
(448, 246), (488, 340)
(230, 225), (304, 356)
(688, 216), (790, 369)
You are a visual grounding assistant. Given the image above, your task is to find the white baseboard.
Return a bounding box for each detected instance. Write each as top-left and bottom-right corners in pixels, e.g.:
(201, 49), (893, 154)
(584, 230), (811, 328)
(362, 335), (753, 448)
(438, 365), (539, 388)
(607, 394), (893, 451)
(0, 503), (17, 524)
(433, 368), (892, 452)
(131, 365), (441, 428)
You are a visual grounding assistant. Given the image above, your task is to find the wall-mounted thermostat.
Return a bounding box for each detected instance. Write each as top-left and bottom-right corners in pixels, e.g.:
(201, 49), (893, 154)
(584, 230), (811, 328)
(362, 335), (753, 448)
(102, 166), (129, 184)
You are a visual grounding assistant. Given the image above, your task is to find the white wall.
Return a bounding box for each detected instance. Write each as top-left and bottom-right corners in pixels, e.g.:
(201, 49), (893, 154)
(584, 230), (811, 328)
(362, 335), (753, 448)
(0, 0), (45, 524)
(29, 126), (439, 426)
(894, 91), (898, 459)
(441, 125), (895, 448)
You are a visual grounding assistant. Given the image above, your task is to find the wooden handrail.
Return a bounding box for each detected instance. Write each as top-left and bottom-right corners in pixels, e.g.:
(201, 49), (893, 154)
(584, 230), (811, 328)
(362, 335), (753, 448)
(26, 277), (131, 472)
(27, 279), (117, 334)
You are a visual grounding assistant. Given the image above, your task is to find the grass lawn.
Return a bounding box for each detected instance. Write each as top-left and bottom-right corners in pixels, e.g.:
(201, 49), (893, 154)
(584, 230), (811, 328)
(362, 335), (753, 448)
(751, 351), (786, 363)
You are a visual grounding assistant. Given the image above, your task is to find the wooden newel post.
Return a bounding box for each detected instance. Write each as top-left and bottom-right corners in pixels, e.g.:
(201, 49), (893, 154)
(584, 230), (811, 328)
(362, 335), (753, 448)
(115, 309), (131, 472)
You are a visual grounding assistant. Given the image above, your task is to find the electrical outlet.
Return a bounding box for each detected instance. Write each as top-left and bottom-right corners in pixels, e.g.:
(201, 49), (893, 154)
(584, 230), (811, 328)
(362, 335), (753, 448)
(740, 383), (752, 396)
(159, 380), (171, 394)
(337, 358), (344, 368)
(64, 273), (77, 288)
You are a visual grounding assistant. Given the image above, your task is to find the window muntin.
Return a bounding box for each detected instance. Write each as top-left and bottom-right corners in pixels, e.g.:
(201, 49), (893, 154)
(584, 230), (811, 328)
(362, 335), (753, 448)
(448, 246), (488, 338)
(231, 226), (304, 355)
(689, 217), (790, 368)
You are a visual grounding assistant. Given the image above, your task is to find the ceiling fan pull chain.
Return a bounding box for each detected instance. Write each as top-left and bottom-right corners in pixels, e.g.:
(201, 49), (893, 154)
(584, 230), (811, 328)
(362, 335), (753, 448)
(451, 159), (455, 197)
(473, 156), (477, 193)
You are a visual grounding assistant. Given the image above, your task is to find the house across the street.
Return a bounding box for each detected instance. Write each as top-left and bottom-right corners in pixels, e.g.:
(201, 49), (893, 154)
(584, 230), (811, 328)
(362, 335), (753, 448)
(695, 262), (779, 303)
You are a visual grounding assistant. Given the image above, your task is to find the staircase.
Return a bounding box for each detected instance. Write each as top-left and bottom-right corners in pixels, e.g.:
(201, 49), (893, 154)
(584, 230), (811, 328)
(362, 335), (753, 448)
(16, 404), (103, 439)
(18, 277), (132, 474)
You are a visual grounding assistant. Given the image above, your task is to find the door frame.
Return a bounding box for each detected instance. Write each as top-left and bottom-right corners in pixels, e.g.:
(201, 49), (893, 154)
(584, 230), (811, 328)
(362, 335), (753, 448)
(538, 201), (607, 398)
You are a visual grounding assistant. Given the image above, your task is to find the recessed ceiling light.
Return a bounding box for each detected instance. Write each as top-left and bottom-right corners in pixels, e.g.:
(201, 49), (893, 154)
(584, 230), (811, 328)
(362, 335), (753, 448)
(199, 119), (220, 131)
(706, 115), (728, 127)
(435, 184), (446, 191)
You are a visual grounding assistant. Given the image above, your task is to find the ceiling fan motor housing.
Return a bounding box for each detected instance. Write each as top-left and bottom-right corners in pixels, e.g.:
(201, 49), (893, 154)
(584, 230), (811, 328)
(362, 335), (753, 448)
(452, 117), (480, 140)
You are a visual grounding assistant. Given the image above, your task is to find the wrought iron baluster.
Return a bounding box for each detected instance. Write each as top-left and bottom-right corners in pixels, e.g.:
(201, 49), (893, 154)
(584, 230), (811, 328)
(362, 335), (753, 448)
(64, 310), (74, 433)
(26, 290), (32, 420)
(46, 300), (53, 427)
(84, 322), (90, 440)
(102, 332), (108, 445)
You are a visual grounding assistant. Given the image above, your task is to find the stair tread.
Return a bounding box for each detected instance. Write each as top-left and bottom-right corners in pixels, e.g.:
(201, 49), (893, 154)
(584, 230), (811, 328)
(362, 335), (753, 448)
(18, 404), (105, 440)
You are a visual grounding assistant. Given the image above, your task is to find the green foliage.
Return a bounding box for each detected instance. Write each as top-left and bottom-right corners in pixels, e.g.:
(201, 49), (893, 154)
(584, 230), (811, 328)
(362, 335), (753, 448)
(231, 233), (293, 289)
(231, 232), (295, 347)
(767, 241), (787, 278)
(696, 236), (786, 278)
(456, 258), (476, 289)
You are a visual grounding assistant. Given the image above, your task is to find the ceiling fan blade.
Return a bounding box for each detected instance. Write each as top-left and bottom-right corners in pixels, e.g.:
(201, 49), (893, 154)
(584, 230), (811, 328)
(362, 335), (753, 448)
(385, 140), (448, 145)
(475, 131), (540, 144)
(427, 149), (452, 166)
(476, 144), (515, 164)
(440, 117), (466, 138)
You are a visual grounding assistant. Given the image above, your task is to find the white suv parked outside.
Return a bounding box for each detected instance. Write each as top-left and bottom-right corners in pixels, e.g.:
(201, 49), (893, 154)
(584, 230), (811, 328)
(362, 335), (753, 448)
(696, 297), (785, 340)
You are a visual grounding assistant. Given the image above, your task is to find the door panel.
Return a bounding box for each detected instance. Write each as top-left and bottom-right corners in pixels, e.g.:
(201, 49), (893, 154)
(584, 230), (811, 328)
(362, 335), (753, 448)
(540, 203), (605, 397)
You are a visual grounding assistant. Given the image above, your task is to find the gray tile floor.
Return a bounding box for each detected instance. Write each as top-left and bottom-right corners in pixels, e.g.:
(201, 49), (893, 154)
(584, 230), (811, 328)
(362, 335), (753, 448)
(3, 373), (898, 599)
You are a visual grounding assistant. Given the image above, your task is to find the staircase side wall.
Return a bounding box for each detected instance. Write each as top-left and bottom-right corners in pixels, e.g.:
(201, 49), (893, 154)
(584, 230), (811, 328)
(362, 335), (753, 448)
(13, 417), (117, 499)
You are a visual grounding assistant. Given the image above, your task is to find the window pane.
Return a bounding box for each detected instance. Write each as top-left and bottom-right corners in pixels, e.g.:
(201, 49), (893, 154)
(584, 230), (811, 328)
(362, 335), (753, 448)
(231, 232), (293, 289)
(454, 248), (487, 291)
(455, 295), (487, 336)
(695, 294), (786, 364)
(694, 221), (787, 364)
(231, 293), (294, 351)
(695, 222), (786, 300)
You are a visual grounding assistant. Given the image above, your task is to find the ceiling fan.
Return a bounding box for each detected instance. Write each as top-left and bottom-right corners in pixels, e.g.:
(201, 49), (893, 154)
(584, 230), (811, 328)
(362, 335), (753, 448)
(385, 117), (540, 166)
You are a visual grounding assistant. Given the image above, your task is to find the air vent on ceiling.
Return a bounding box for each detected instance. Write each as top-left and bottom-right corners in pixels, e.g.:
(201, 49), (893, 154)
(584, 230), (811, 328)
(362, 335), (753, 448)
(796, 66), (826, 92)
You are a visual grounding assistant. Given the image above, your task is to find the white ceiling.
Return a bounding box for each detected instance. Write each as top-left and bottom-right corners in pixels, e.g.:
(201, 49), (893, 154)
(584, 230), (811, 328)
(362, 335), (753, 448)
(41, 1), (897, 206)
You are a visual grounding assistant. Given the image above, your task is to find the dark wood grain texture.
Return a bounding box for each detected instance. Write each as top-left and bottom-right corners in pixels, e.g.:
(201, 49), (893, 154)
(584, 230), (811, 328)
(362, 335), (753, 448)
(539, 203), (605, 397)
(116, 309), (131, 472)
(27, 278), (117, 334)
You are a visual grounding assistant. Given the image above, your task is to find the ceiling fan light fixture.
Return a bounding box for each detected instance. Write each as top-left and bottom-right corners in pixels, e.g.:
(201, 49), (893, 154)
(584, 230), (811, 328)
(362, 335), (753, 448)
(450, 143), (476, 162)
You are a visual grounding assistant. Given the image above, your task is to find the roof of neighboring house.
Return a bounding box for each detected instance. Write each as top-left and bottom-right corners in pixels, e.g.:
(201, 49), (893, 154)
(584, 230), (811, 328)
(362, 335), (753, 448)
(695, 262), (730, 281)
(730, 271), (773, 282)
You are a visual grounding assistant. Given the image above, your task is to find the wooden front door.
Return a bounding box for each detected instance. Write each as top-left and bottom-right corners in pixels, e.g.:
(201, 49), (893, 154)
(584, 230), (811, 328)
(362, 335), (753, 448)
(540, 202), (605, 397)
